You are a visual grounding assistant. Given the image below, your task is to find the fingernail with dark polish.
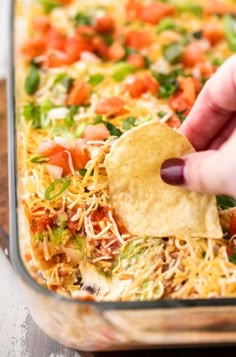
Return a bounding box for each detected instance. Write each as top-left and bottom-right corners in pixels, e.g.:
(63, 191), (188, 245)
(160, 158), (186, 186)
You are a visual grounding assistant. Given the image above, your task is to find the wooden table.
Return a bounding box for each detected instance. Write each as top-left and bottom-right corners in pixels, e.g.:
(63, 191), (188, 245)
(1, 79), (236, 356)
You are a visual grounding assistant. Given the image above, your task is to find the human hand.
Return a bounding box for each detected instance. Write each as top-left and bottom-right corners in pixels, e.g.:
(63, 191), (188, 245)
(161, 55), (236, 197)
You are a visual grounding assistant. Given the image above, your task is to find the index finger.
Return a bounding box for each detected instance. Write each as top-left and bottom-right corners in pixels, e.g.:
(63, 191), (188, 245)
(180, 55), (236, 151)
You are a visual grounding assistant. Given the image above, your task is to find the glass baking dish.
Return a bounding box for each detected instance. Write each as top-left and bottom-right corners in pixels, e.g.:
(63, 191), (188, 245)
(8, 0), (236, 351)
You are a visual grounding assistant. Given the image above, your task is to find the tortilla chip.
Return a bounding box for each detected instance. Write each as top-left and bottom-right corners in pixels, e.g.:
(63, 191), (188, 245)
(105, 121), (222, 239)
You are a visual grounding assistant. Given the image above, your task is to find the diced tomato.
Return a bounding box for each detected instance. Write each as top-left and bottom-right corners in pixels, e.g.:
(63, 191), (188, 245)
(21, 37), (47, 59)
(44, 51), (70, 68)
(76, 25), (95, 38)
(125, 30), (152, 50)
(203, 0), (236, 16)
(126, 74), (159, 98)
(126, 78), (147, 98)
(38, 139), (61, 156)
(57, 0), (73, 4)
(202, 23), (224, 46)
(143, 74), (159, 95)
(83, 124), (110, 141)
(65, 36), (93, 62)
(47, 28), (66, 51)
(178, 76), (197, 107)
(197, 61), (218, 79)
(137, 2), (175, 25)
(33, 16), (51, 34)
(168, 78), (196, 117)
(182, 42), (205, 68)
(67, 81), (91, 106)
(71, 138), (90, 170)
(230, 214), (236, 236)
(108, 42), (125, 61)
(92, 36), (109, 59)
(166, 114), (182, 129)
(95, 16), (115, 33)
(30, 214), (55, 234)
(95, 96), (126, 116)
(67, 208), (79, 232)
(126, 0), (142, 20)
(48, 149), (71, 176)
(126, 53), (145, 68)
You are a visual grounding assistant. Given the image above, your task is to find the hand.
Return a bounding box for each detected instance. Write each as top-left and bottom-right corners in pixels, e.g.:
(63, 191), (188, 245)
(161, 55), (236, 197)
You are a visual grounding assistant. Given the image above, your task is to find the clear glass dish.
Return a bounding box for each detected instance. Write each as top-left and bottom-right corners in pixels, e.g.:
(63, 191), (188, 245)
(8, 0), (236, 351)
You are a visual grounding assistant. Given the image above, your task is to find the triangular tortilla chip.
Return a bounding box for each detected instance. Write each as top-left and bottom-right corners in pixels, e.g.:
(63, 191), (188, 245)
(105, 121), (222, 238)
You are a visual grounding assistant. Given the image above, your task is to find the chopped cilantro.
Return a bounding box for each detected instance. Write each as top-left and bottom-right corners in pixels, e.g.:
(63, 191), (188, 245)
(192, 30), (203, 39)
(94, 115), (122, 137)
(152, 69), (184, 99)
(162, 42), (184, 65)
(223, 14), (236, 51)
(74, 12), (93, 27)
(216, 195), (236, 210)
(103, 121), (122, 137)
(176, 109), (187, 122)
(229, 253), (236, 265)
(23, 104), (41, 128)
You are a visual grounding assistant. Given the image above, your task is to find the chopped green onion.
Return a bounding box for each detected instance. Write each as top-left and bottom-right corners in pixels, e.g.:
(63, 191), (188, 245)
(53, 73), (73, 92)
(25, 66), (40, 95)
(175, 3), (202, 16)
(78, 168), (94, 177)
(78, 169), (87, 177)
(64, 105), (78, 126)
(94, 115), (103, 124)
(39, 0), (63, 13)
(75, 122), (88, 137)
(158, 110), (167, 118)
(212, 57), (224, 66)
(162, 42), (184, 65)
(88, 73), (105, 86)
(112, 62), (135, 82)
(31, 156), (49, 163)
(122, 116), (137, 130)
(44, 178), (71, 201)
(223, 14), (236, 51)
(156, 17), (178, 34)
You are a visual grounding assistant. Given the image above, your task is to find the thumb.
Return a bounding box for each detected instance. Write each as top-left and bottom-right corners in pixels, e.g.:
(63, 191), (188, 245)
(161, 149), (236, 197)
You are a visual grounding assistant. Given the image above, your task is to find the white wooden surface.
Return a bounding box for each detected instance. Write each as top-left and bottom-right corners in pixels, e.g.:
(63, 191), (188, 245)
(0, 250), (94, 357)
